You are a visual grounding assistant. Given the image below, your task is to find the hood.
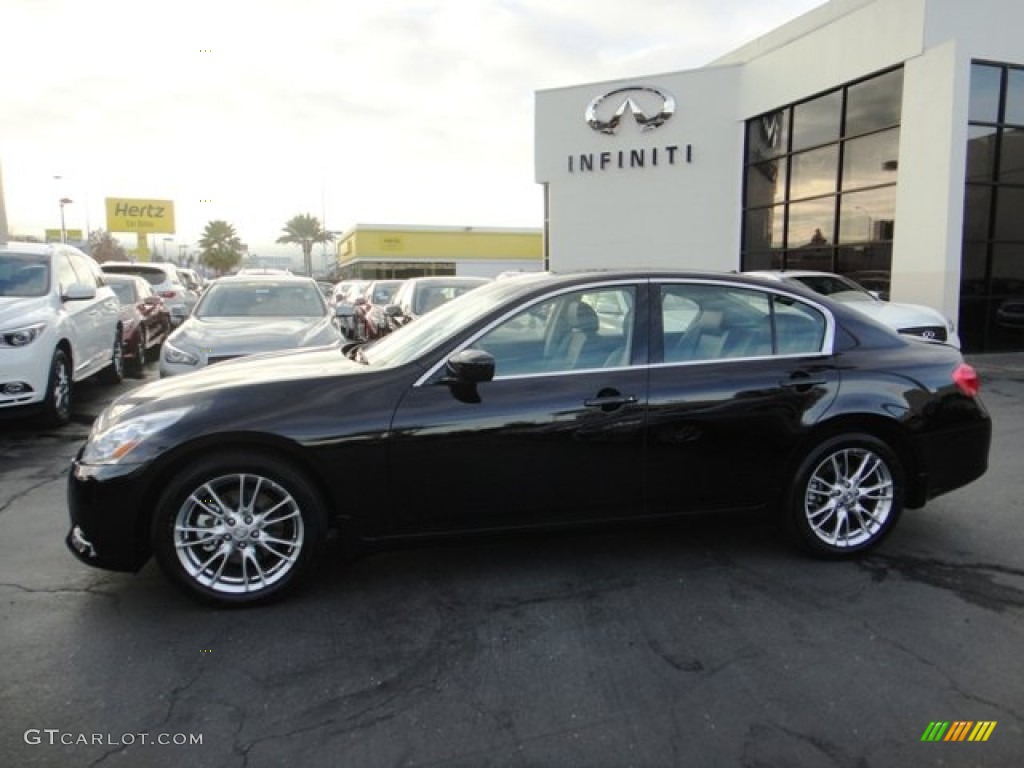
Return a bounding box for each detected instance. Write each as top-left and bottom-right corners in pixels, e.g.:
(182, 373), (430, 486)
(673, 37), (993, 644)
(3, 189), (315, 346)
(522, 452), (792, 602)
(0, 295), (53, 327)
(168, 316), (340, 354)
(108, 345), (368, 412)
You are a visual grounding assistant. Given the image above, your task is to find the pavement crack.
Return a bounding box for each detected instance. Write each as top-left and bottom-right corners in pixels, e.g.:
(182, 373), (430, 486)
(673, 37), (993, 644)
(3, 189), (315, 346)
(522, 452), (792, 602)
(859, 554), (1024, 612)
(0, 469), (68, 516)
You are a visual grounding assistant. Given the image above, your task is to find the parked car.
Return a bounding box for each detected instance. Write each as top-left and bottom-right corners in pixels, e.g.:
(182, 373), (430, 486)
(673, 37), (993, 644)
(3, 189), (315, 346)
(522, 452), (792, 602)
(378, 276), (490, 332)
(0, 241), (123, 425)
(747, 270), (961, 347)
(330, 279), (368, 307)
(343, 279), (405, 341)
(100, 261), (197, 326)
(177, 267), (205, 295)
(66, 270), (990, 606)
(158, 274), (343, 377)
(104, 274), (172, 377)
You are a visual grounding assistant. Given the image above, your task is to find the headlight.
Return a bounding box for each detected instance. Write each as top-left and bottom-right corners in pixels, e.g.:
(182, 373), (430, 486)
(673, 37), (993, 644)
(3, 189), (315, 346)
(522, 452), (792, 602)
(0, 323), (46, 347)
(82, 407), (190, 464)
(163, 340), (199, 365)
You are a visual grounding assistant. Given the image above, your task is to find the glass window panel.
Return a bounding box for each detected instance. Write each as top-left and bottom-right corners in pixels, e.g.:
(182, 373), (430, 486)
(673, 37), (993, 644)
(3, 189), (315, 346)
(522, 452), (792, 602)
(837, 247), (892, 298)
(742, 251), (784, 271)
(966, 125), (999, 181)
(787, 197), (835, 249)
(784, 246), (834, 272)
(838, 187), (896, 244)
(963, 185), (992, 241)
(994, 186), (1024, 241)
(845, 69), (903, 136)
(661, 284), (774, 362)
(957, 299), (987, 351)
(991, 244), (1024, 293)
(1006, 68), (1024, 125)
(790, 145), (839, 200)
(745, 158), (788, 208)
(746, 110), (789, 162)
(969, 63), (1002, 123)
(960, 242), (989, 298)
(988, 298), (1024, 350)
(743, 206), (785, 251)
(999, 126), (1024, 183)
(842, 128), (900, 190)
(792, 90), (842, 151)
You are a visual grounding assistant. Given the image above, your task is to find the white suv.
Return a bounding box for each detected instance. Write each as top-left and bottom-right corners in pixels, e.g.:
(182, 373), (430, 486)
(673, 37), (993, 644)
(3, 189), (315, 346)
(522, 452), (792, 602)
(0, 241), (124, 425)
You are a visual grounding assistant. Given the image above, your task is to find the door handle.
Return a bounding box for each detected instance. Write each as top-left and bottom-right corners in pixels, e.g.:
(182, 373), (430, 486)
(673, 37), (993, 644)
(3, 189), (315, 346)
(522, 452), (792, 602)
(780, 372), (827, 390)
(584, 393), (638, 411)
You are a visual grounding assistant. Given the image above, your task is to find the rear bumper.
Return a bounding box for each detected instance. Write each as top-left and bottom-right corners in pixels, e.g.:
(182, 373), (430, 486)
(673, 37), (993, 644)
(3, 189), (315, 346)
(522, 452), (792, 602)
(908, 415), (992, 507)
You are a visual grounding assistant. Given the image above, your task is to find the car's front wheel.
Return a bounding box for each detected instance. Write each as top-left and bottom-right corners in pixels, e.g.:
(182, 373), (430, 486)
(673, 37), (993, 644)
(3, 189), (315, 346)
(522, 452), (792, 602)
(40, 348), (72, 427)
(786, 433), (904, 557)
(127, 327), (147, 377)
(99, 332), (124, 384)
(152, 453), (328, 606)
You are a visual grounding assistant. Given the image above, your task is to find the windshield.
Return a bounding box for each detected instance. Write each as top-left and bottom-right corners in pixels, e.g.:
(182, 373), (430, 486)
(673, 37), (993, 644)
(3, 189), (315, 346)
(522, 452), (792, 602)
(196, 281), (327, 318)
(109, 282), (136, 305)
(0, 254), (50, 298)
(363, 275), (547, 368)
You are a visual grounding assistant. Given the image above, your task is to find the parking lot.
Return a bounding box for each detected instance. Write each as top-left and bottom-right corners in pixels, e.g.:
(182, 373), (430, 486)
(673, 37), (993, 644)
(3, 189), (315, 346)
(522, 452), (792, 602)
(1, 356), (1022, 767)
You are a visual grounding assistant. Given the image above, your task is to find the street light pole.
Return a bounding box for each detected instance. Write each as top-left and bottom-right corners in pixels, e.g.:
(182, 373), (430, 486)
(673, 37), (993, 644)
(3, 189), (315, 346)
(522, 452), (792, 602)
(59, 197), (73, 244)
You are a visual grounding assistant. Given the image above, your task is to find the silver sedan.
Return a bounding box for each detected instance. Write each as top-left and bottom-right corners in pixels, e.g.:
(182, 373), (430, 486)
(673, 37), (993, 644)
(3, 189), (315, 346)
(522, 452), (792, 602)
(159, 275), (343, 377)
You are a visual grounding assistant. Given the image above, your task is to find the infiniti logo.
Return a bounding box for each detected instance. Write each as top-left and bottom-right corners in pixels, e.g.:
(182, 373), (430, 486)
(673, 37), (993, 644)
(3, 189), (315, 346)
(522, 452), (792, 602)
(585, 86), (675, 135)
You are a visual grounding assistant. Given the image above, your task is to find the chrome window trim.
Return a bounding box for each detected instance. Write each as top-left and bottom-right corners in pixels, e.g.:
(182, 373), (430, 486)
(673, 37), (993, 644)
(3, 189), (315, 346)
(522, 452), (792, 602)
(412, 276), (836, 387)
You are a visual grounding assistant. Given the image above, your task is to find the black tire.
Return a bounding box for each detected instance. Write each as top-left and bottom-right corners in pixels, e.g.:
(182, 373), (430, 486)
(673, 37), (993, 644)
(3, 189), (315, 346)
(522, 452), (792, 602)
(127, 327), (147, 378)
(40, 348), (73, 427)
(99, 332), (125, 384)
(151, 452), (328, 606)
(785, 433), (904, 557)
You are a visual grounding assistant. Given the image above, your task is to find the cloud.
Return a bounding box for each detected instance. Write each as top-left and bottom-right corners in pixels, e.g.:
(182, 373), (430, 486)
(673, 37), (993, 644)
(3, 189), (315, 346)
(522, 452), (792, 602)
(1, 0), (825, 255)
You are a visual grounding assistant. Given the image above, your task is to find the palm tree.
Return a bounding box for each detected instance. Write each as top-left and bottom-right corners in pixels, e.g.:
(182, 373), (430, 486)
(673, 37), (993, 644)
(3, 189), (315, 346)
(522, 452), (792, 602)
(277, 214), (334, 277)
(199, 220), (244, 276)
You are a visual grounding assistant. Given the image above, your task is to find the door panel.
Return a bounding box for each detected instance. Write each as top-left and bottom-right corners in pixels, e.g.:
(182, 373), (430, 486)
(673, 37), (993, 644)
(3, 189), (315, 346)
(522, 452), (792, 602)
(389, 368), (648, 535)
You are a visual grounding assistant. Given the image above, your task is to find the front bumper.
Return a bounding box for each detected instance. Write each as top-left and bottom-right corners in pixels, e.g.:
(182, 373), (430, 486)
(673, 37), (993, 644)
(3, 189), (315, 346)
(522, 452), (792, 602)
(0, 338), (53, 410)
(65, 456), (154, 572)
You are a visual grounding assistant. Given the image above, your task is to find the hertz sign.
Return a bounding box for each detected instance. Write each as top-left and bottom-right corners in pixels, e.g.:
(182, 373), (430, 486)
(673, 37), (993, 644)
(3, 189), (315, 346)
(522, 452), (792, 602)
(105, 198), (176, 234)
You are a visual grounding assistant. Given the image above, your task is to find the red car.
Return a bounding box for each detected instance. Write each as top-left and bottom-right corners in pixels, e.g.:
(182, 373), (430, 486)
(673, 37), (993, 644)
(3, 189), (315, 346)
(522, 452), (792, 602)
(105, 274), (172, 377)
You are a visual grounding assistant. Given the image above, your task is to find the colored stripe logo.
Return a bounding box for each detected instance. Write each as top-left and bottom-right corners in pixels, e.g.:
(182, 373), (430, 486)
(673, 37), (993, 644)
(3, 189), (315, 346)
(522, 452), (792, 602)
(921, 721), (997, 742)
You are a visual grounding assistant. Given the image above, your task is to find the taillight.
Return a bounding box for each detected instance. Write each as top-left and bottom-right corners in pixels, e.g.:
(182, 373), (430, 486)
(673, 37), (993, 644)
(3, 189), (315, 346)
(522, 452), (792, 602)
(159, 290), (177, 299)
(953, 363), (980, 397)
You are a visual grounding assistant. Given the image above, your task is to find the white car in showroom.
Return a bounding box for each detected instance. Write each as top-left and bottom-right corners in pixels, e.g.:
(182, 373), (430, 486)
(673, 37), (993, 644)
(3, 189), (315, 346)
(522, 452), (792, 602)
(747, 270), (960, 348)
(0, 241), (123, 425)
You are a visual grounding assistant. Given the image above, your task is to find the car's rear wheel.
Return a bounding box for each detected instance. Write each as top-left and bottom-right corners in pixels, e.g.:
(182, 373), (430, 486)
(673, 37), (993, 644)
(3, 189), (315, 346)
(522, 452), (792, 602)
(152, 453), (327, 606)
(786, 433), (903, 557)
(41, 348), (72, 427)
(127, 327), (147, 377)
(99, 332), (124, 384)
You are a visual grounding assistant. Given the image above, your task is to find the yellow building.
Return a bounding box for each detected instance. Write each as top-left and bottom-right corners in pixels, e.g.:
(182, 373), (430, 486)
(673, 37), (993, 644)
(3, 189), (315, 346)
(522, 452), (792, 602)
(334, 224), (543, 280)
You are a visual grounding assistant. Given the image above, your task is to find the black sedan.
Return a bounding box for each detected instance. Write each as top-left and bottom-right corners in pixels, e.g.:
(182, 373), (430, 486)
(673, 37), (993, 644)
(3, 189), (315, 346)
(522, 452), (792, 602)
(66, 271), (991, 606)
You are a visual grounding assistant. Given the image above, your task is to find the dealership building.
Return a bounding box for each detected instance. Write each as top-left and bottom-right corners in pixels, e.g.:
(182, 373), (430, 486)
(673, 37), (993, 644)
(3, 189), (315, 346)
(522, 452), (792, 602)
(334, 224), (543, 280)
(535, 0), (1023, 351)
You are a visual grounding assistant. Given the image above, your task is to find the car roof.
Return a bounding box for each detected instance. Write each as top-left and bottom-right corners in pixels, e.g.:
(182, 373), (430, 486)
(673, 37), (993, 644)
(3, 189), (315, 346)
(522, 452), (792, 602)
(209, 274), (317, 284)
(101, 261), (177, 272)
(0, 241), (85, 257)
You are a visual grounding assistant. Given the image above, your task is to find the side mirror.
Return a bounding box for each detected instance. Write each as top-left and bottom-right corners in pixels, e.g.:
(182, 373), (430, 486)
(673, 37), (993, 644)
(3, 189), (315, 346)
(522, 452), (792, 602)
(445, 348), (495, 384)
(64, 283), (97, 301)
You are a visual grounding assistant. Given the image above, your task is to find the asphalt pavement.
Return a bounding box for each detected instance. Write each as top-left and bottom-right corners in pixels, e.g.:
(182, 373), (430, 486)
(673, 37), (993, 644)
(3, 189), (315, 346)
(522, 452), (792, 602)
(0, 353), (1022, 768)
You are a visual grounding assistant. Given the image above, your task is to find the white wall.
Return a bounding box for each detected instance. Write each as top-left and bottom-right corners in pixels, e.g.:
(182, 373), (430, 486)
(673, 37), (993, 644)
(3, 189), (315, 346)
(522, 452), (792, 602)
(536, 66), (742, 272)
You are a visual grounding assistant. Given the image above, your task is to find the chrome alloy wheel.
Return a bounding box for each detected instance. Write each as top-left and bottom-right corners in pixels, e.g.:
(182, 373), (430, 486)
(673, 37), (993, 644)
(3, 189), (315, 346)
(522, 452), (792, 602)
(803, 447), (894, 549)
(173, 473), (306, 595)
(52, 355), (71, 416)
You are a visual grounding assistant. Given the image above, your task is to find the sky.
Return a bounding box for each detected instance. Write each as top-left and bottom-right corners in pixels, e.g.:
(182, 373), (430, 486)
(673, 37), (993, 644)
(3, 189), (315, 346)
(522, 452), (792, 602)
(2, 0), (826, 263)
